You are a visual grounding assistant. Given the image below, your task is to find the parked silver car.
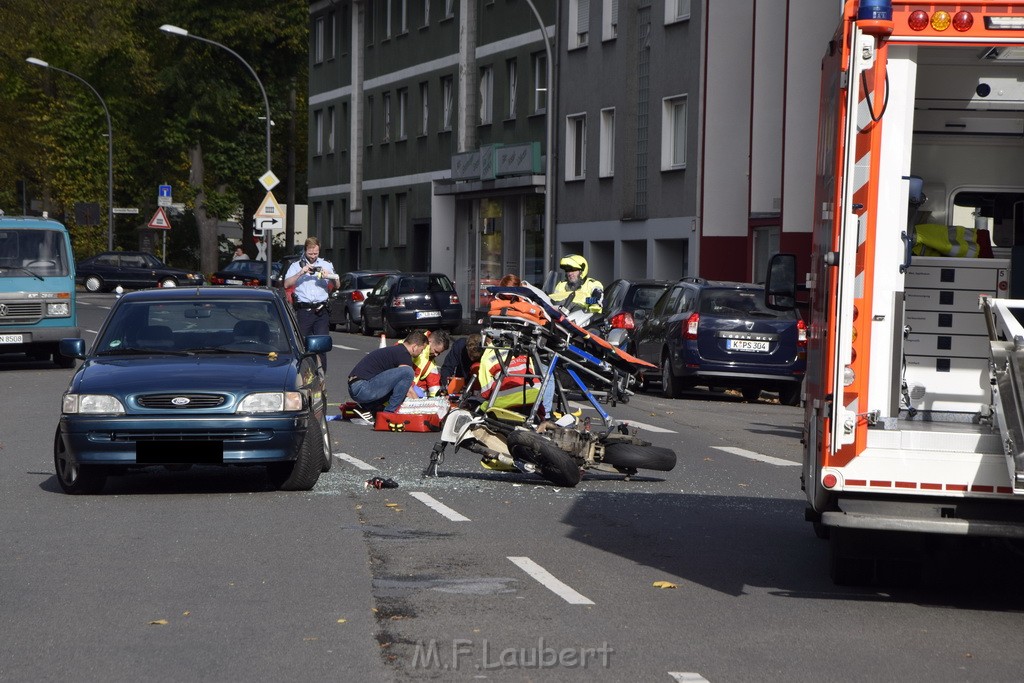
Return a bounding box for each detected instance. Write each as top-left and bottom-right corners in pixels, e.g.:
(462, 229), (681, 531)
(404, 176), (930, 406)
(328, 269), (398, 333)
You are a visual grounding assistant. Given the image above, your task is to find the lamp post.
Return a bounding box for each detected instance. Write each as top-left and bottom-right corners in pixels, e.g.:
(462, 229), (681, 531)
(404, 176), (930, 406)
(159, 24), (273, 284)
(520, 0), (555, 273)
(27, 57), (114, 251)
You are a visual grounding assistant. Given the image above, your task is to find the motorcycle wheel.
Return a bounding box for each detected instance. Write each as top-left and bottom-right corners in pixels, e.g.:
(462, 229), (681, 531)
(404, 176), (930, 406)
(602, 442), (677, 472)
(506, 430), (582, 488)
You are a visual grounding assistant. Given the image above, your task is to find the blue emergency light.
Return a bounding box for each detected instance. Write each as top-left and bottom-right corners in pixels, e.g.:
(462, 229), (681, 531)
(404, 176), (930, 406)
(857, 0), (892, 22)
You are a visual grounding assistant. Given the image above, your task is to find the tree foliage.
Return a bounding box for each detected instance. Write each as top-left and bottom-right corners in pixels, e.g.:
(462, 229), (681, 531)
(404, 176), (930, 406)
(0, 0), (308, 272)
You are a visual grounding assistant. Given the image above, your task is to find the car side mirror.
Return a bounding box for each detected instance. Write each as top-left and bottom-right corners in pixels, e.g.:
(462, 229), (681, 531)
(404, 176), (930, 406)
(633, 309), (648, 323)
(765, 253), (797, 311)
(59, 338), (87, 359)
(304, 335), (333, 356)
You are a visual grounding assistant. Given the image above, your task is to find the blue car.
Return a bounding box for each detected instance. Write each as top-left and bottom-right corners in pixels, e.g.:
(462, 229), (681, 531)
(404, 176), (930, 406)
(634, 279), (806, 405)
(54, 287), (333, 494)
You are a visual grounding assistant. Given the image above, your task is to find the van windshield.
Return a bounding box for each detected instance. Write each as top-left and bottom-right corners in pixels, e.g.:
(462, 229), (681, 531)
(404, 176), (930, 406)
(0, 229), (70, 278)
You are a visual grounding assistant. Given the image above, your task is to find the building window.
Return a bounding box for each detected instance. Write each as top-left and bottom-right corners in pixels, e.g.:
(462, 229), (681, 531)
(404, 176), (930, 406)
(442, 75), (454, 130)
(665, 0), (691, 24)
(327, 11), (336, 59)
(420, 81), (429, 135)
(367, 95), (374, 146)
(506, 58), (517, 119)
(422, 0), (430, 27)
(365, 196), (374, 248)
(327, 201), (335, 248)
(661, 95), (687, 170)
(569, 0), (589, 49)
(398, 88), (408, 140)
(383, 92), (392, 142)
(385, 0), (393, 38)
(314, 16), (325, 64)
(533, 53), (547, 114)
(599, 108), (615, 177)
(566, 113), (587, 180)
(314, 109), (324, 156)
(313, 202), (322, 239)
(397, 193), (408, 245)
(327, 106), (335, 154)
(445, 0), (454, 19)
(602, 0), (618, 40)
(399, 0), (408, 33)
(479, 65), (493, 125)
(366, 1), (375, 45)
(342, 102), (349, 151)
(382, 194), (390, 248)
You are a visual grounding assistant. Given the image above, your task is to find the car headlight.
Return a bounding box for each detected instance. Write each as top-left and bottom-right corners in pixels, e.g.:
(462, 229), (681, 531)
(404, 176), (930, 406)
(237, 391), (304, 413)
(63, 394), (125, 414)
(187, 273), (203, 280)
(47, 302), (71, 317)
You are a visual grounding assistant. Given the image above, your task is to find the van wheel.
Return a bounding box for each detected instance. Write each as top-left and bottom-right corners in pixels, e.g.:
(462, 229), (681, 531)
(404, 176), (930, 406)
(779, 385), (801, 406)
(742, 387), (762, 403)
(661, 355), (682, 398)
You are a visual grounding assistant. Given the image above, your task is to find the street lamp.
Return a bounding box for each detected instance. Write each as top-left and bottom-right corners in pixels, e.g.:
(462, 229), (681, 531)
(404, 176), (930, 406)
(520, 0), (556, 273)
(159, 24), (274, 284)
(27, 57), (115, 251)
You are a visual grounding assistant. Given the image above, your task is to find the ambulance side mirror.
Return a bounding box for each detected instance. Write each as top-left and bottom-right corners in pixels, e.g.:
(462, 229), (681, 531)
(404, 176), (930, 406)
(765, 253), (797, 311)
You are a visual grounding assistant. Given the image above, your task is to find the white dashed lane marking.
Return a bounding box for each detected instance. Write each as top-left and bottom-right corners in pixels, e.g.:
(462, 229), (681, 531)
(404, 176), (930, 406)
(566, 402), (677, 433)
(668, 673), (710, 682)
(408, 492), (471, 522)
(334, 452), (378, 470)
(712, 446), (798, 467)
(508, 556), (595, 605)
(332, 343), (359, 350)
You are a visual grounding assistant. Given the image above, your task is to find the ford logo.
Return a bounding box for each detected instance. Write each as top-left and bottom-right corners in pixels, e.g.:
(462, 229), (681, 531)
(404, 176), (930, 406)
(171, 397), (191, 406)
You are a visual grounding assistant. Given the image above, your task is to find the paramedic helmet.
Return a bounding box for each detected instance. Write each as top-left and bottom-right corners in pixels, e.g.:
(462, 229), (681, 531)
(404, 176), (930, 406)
(559, 254), (589, 280)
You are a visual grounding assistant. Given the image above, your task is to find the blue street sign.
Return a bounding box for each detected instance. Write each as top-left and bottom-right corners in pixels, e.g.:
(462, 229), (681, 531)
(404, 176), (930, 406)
(158, 185), (172, 198)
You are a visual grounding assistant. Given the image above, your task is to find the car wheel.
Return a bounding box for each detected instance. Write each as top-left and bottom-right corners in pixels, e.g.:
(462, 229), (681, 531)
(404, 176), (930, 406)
(160, 278), (177, 288)
(742, 387), (762, 403)
(84, 275), (104, 293)
(53, 427), (106, 495)
(360, 313), (374, 336)
(383, 315), (400, 340)
(320, 410), (333, 473)
(346, 311), (359, 334)
(661, 354), (682, 399)
(779, 385), (802, 406)
(267, 409), (324, 491)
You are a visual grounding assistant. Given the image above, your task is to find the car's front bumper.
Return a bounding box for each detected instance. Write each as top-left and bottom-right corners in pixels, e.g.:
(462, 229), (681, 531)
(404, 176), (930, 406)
(58, 413), (310, 465)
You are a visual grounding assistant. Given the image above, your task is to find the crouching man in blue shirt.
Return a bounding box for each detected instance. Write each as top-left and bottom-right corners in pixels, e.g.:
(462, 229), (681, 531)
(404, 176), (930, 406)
(347, 330), (429, 414)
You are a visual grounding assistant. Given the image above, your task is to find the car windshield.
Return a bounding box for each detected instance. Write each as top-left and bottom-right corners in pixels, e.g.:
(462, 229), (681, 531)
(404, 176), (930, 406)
(700, 289), (794, 319)
(95, 299), (290, 354)
(0, 229), (70, 277)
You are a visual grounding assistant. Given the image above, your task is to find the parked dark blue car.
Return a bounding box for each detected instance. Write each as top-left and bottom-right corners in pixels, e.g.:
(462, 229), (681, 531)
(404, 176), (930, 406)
(633, 278), (806, 404)
(54, 287), (333, 493)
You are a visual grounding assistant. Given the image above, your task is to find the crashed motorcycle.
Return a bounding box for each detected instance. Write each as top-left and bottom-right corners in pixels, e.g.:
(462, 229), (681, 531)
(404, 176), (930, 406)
(423, 284), (676, 487)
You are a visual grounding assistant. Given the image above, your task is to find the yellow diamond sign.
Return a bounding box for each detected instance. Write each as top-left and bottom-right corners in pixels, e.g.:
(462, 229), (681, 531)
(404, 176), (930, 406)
(259, 170), (280, 191)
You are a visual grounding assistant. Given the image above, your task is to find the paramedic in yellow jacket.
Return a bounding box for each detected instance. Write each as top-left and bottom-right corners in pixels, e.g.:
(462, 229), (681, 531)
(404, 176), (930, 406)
(400, 329), (451, 397)
(550, 254), (603, 314)
(478, 345), (540, 410)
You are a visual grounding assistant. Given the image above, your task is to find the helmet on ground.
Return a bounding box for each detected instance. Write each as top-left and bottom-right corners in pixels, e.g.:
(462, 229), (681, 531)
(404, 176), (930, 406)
(559, 254), (588, 279)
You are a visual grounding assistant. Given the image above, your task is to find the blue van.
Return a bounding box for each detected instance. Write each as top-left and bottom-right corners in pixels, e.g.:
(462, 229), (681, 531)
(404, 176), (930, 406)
(0, 216), (79, 367)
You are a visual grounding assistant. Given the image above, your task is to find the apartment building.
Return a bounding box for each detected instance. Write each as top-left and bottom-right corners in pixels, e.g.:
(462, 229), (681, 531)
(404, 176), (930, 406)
(307, 0), (554, 314)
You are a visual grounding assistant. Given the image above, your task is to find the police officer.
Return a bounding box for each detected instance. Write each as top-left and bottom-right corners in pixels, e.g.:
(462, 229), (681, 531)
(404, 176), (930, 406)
(551, 254), (603, 314)
(284, 237), (337, 370)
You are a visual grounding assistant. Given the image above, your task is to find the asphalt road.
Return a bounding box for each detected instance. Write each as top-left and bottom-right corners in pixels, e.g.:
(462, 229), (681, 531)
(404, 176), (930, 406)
(2, 292), (1024, 681)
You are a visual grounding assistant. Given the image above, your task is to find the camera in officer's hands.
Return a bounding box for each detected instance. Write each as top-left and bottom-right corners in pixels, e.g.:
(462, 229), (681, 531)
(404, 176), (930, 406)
(300, 258), (322, 274)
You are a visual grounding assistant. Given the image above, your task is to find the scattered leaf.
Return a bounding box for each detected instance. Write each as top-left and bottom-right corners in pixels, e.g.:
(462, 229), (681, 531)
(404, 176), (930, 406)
(385, 503), (399, 507)
(337, 618), (347, 624)
(652, 581), (678, 589)
(738, 483), (749, 487)
(304, 636), (320, 641)
(149, 619), (169, 625)
(182, 611), (190, 617)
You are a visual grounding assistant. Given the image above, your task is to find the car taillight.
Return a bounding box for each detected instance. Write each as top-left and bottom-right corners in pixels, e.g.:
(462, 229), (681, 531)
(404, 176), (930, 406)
(684, 312), (699, 340)
(797, 319), (807, 348)
(392, 296), (405, 308)
(609, 312), (634, 329)
(210, 276), (224, 285)
(352, 291), (365, 302)
(450, 294), (460, 305)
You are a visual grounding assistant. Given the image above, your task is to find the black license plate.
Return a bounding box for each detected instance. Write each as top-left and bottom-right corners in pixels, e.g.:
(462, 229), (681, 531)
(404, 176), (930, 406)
(136, 441), (224, 465)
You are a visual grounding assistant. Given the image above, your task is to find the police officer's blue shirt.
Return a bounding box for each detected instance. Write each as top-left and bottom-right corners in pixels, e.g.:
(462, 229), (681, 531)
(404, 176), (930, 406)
(286, 258), (335, 303)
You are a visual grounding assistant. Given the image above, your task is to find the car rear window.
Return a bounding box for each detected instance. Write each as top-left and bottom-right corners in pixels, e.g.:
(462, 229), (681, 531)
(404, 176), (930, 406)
(626, 285), (670, 311)
(699, 289), (795, 319)
(357, 274), (386, 288)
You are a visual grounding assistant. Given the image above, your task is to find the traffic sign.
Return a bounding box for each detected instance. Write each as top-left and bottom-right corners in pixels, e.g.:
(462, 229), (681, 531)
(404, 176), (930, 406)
(158, 184), (172, 207)
(253, 217), (281, 236)
(254, 191), (283, 219)
(113, 207), (139, 215)
(259, 170), (280, 191)
(147, 207), (171, 230)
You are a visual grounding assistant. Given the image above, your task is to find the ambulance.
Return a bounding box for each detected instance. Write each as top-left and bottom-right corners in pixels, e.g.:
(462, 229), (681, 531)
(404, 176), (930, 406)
(769, 1), (1024, 583)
